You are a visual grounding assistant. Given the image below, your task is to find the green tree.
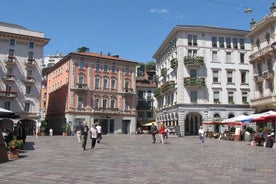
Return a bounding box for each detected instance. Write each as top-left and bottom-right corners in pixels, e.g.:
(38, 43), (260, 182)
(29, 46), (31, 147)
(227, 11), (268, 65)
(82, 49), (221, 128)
(77, 47), (89, 52)
(146, 61), (156, 71)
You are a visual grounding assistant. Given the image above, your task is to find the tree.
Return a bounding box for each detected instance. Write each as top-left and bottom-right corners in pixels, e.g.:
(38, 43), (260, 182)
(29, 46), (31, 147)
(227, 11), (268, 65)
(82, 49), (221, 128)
(77, 47), (89, 52)
(146, 61), (156, 71)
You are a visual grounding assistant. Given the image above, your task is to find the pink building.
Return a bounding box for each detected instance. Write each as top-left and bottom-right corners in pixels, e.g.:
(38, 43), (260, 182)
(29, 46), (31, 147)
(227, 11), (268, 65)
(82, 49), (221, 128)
(46, 52), (138, 134)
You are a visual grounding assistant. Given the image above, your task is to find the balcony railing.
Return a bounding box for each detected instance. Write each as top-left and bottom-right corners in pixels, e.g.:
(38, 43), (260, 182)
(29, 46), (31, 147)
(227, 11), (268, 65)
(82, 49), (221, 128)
(161, 68), (167, 77)
(170, 58), (178, 69)
(184, 56), (204, 66)
(25, 59), (36, 67)
(184, 77), (205, 87)
(4, 56), (17, 65)
(2, 74), (15, 82)
(160, 80), (176, 93)
(23, 76), (35, 83)
(154, 88), (161, 97)
(0, 90), (17, 98)
(76, 83), (88, 89)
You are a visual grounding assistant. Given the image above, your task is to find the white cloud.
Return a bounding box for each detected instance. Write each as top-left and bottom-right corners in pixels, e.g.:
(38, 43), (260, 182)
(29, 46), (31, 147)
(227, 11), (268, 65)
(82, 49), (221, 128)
(149, 8), (168, 14)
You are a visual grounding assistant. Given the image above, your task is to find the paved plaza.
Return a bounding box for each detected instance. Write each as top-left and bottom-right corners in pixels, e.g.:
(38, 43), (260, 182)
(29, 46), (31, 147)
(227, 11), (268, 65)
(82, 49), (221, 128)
(1, 134), (276, 184)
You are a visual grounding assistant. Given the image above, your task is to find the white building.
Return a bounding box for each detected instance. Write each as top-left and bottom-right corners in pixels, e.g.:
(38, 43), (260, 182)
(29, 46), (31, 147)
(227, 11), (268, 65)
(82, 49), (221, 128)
(0, 22), (49, 134)
(43, 53), (64, 68)
(247, 3), (276, 113)
(153, 25), (254, 136)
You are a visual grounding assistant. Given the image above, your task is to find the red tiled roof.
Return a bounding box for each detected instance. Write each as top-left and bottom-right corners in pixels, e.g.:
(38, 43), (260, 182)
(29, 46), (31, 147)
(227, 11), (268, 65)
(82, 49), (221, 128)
(72, 52), (138, 63)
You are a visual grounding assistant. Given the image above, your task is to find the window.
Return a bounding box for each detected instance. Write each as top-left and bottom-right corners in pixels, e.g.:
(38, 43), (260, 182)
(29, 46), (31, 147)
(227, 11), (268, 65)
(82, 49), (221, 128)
(241, 71), (247, 84)
(188, 49), (197, 57)
(78, 74), (84, 84)
(95, 77), (100, 88)
(7, 68), (13, 75)
(188, 35), (197, 46)
(112, 65), (116, 73)
(240, 53), (245, 63)
(24, 102), (30, 112)
(103, 78), (108, 89)
(226, 52), (231, 63)
(214, 91), (220, 103)
(212, 37), (217, 47)
(26, 86), (31, 94)
(6, 84), (11, 91)
(94, 98), (100, 109)
(111, 79), (116, 89)
(103, 98), (108, 109)
(9, 39), (15, 46)
(78, 96), (83, 108)
(28, 51), (34, 60)
(8, 49), (15, 57)
(125, 100), (130, 110)
(27, 70), (32, 78)
(219, 37), (224, 48)
(96, 63), (100, 71)
(104, 65), (108, 72)
(227, 70), (233, 83)
(29, 42), (34, 49)
(4, 101), (10, 110)
(228, 91), (234, 104)
(226, 37), (231, 48)
(233, 38), (238, 49)
(242, 92), (248, 104)
(239, 39), (245, 49)
(212, 51), (217, 62)
(125, 66), (130, 75)
(213, 70), (219, 83)
(79, 61), (85, 70)
(191, 91), (197, 103)
(190, 69), (197, 78)
(125, 80), (130, 90)
(111, 98), (116, 108)
(138, 90), (144, 99)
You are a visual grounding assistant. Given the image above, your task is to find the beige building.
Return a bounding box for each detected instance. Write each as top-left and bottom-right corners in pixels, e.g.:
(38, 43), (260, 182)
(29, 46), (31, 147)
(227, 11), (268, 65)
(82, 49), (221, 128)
(153, 25), (254, 136)
(0, 22), (49, 134)
(247, 3), (276, 113)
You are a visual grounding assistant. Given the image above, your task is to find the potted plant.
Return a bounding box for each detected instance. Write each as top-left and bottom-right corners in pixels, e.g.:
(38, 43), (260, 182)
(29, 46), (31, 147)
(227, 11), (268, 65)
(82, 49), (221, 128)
(7, 136), (23, 159)
(40, 120), (47, 136)
(61, 123), (70, 136)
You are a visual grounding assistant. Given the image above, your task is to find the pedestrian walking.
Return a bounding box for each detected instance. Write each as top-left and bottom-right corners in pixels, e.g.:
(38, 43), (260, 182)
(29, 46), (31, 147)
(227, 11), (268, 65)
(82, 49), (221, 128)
(90, 123), (98, 150)
(96, 122), (102, 143)
(150, 123), (158, 143)
(198, 126), (205, 144)
(49, 128), (53, 136)
(159, 124), (165, 144)
(81, 121), (89, 151)
(76, 123), (82, 144)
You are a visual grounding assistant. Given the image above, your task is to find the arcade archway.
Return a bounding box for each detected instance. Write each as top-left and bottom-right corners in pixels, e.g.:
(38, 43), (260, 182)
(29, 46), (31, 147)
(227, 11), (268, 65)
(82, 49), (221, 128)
(185, 112), (202, 135)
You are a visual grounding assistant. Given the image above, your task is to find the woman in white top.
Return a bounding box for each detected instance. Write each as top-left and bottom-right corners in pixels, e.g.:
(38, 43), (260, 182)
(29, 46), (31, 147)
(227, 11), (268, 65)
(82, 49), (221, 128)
(90, 124), (98, 150)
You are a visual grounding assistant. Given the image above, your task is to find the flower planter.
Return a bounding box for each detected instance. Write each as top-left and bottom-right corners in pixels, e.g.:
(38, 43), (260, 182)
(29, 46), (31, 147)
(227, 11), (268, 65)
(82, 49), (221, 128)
(9, 148), (19, 159)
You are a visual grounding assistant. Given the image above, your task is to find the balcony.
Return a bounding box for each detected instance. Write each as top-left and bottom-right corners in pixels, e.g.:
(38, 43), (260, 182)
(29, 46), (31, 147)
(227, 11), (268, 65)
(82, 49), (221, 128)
(160, 80), (176, 93)
(4, 56), (17, 66)
(154, 88), (161, 97)
(2, 74), (15, 82)
(75, 83), (88, 90)
(154, 75), (159, 83)
(25, 58), (36, 67)
(123, 88), (134, 95)
(253, 75), (264, 83)
(0, 90), (17, 98)
(23, 76), (35, 84)
(170, 58), (177, 69)
(184, 56), (204, 67)
(94, 107), (119, 113)
(161, 68), (167, 77)
(263, 70), (274, 80)
(184, 77), (205, 87)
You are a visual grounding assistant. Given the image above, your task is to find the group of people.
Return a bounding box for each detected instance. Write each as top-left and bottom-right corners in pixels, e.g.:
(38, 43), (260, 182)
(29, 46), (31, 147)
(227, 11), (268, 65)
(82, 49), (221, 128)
(76, 121), (102, 151)
(150, 123), (168, 144)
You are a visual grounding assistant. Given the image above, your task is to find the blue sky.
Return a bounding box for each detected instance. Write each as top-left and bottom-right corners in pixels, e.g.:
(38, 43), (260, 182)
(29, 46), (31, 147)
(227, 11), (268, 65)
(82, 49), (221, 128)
(0, 0), (272, 62)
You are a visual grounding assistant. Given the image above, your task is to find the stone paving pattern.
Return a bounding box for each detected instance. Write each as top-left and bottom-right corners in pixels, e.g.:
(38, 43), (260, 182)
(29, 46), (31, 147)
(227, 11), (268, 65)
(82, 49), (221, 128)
(1, 135), (276, 184)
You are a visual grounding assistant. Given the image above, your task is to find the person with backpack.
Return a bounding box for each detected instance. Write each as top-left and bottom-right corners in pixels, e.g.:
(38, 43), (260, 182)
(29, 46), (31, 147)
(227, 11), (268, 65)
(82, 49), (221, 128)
(151, 123), (158, 143)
